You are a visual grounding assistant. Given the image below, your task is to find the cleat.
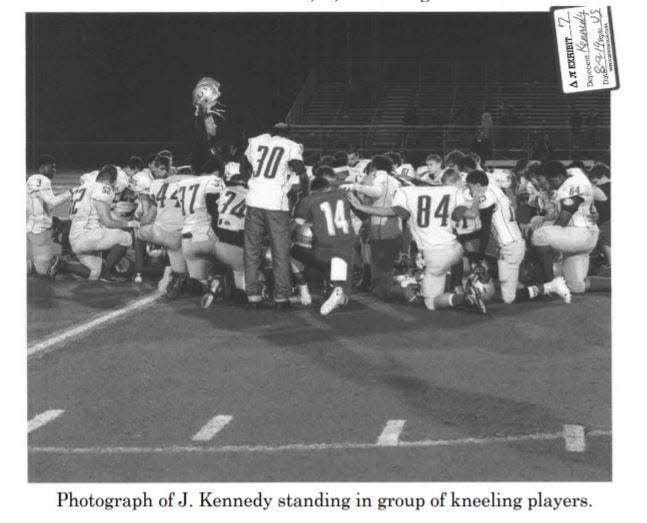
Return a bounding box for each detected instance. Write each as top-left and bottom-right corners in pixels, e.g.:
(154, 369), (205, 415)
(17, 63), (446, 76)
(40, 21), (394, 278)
(298, 284), (312, 306)
(134, 273), (143, 284)
(464, 279), (487, 314)
(320, 286), (348, 316)
(47, 255), (62, 279)
(200, 277), (222, 309)
(547, 276), (572, 304)
(157, 266), (173, 292)
(165, 273), (187, 300)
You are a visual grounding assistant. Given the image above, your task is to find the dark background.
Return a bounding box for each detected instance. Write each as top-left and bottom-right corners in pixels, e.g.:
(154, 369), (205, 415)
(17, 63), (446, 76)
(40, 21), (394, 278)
(26, 12), (555, 164)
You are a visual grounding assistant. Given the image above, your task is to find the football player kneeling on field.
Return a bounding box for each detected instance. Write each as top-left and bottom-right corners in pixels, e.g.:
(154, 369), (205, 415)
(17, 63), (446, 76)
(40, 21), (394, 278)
(347, 179), (487, 313)
(51, 165), (137, 282)
(530, 161), (611, 295)
(137, 156), (192, 296)
(292, 166), (360, 315)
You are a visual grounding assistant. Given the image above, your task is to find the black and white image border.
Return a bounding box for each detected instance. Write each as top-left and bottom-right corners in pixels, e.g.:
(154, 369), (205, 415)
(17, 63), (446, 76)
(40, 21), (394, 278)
(22, 4), (618, 489)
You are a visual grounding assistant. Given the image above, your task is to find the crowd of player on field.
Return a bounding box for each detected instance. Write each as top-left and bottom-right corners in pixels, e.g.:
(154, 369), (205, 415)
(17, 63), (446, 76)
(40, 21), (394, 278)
(26, 123), (611, 315)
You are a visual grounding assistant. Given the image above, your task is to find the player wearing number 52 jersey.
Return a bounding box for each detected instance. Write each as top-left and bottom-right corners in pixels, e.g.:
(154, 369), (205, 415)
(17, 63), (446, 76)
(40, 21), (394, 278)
(465, 170), (571, 305)
(55, 165), (136, 281)
(531, 162), (610, 294)
(293, 166), (359, 315)
(348, 183), (486, 313)
(243, 123), (306, 308)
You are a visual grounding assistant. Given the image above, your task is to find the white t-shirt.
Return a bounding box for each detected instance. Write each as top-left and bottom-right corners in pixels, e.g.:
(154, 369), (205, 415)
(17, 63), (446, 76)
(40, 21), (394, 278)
(392, 185), (462, 249)
(555, 169), (598, 229)
(362, 170), (402, 239)
(245, 134), (302, 211)
(177, 175), (226, 240)
(69, 182), (115, 239)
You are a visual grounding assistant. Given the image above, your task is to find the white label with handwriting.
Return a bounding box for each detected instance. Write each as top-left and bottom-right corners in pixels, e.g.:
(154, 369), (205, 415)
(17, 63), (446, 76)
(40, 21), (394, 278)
(554, 6), (618, 93)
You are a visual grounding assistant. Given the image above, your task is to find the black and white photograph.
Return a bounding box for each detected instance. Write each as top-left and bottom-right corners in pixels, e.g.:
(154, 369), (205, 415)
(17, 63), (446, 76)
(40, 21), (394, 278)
(25, 8), (613, 485)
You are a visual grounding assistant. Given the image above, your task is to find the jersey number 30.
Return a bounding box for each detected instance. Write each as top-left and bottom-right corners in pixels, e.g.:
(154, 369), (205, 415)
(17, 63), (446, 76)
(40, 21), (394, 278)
(254, 146), (285, 179)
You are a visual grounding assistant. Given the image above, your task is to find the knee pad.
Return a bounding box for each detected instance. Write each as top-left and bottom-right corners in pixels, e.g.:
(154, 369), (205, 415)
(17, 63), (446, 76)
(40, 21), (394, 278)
(566, 278), (586, 294)
(88, 267), (102, 280)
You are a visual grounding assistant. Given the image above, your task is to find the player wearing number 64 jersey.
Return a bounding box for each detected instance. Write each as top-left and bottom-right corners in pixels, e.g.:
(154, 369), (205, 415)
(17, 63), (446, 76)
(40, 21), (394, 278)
(464, 170), (571, 305)
(347, 183), (487, 313)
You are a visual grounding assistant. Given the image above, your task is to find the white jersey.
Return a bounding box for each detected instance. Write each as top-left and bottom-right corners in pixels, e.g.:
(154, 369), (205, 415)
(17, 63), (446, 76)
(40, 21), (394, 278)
(480, 183), (522, 246)
(26, 174), (62, 233)
(149, 175), (188, 232)
(245, 133), (302, 211)
(80, 168), (135, 218)
(362, 170), (402, 239)
(455, 188), (481, 236)
(131, 169), (154, 194)
(80, 168), (130, 194)
(177, 175), (226, 240)
(395, 163), (416, 179)
(351, 159), (371, 174)
(392, 185), (462, 249)
(217, 185), (248, 233)
(333, 165), (364, 184)
(555, 169), (598, 229)
(69, 182), (115, 239)
(224, 161), (240, 181)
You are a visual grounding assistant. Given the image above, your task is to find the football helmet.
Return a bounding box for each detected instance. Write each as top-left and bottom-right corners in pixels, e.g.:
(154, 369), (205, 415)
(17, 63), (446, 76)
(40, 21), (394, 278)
(465, 261), (496, 303)
(192, 76), (225, 118)
(294, 222), (314, 250)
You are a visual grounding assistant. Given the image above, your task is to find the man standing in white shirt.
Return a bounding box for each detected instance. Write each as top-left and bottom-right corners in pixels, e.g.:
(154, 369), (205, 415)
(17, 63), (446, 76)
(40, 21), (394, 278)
(243, 123), (306, 309)
(26, 155), (73, 276)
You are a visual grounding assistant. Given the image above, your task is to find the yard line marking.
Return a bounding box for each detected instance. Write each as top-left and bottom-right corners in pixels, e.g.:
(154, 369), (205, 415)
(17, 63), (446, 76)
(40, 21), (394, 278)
(352, 294), (418, 323)
(563, 424), (586, 452)
(28, 429), (611, 455)
(377, 419), (406, 446)
(191, 415), (233, 441)
(28, 409), (64, 433)
(28, 292), (163, 359)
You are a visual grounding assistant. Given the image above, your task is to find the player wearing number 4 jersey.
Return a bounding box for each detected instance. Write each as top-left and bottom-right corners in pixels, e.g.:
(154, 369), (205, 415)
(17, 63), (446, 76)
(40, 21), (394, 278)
(137, 164), (192, 295)
(243, 123), (306, 309)
(293, 166), (359, 315)
(348, 184), (486, 313)
(464, 170), (571, 304)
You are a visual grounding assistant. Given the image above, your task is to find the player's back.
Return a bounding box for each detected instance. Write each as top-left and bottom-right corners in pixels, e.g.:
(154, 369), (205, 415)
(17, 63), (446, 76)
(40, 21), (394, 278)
(216, 184), (247, 246)
(69, 181), (114, 238)
(393, 185), (462, 249)
(177, 175), (225, 240)
(150, 175), (190, 231)
(245, 133), (302, 210)
(26, 174), (53, 233)
(299, 189), (357, 249)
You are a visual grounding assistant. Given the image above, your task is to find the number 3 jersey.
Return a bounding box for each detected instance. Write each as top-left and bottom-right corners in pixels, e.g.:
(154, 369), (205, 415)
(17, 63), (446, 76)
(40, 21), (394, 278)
(296, 189), (358, 250)
(176, 175), (226, 241)
(245, 133), (303, 211)
(392, 185), (462, 249)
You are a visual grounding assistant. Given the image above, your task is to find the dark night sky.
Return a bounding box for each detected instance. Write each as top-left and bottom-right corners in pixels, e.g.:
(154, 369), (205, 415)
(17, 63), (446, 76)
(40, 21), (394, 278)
(26, 12), (555, 152)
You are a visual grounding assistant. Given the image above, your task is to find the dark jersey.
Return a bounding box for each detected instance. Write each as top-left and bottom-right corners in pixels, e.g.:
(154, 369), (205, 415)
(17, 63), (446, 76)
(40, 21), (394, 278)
(296, 189), (358, 249)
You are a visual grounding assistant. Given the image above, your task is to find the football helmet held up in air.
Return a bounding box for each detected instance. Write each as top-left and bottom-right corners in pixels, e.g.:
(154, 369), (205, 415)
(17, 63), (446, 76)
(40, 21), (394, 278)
(192, 76), (225, 118)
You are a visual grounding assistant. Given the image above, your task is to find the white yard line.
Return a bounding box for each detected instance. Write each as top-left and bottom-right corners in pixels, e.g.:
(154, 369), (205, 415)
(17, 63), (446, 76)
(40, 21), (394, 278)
(28, 292), (163, 359)
(191, 415), (233, 442)
(28, 409), (64, 433)
(28, 429), (611, 455)
(563, 424), (587, 452)
(376, 419), (406, 446)
(351, 294), (418, 323)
